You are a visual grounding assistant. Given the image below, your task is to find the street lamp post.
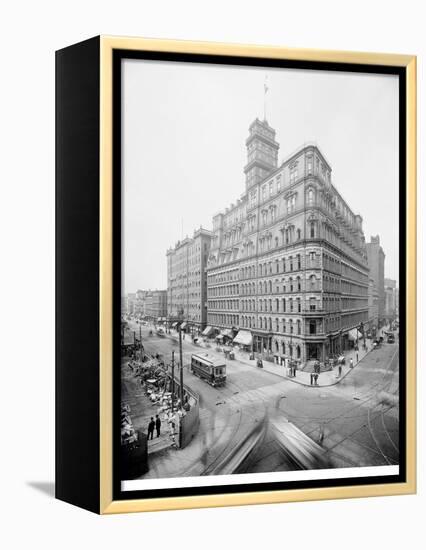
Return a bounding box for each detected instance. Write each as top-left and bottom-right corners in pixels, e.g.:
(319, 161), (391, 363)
(178, 325), (184, 407)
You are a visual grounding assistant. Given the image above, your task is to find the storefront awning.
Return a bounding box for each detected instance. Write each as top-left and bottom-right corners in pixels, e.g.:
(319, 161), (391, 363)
(172, 322), (177, 328)
(180, 322), (187, 329)
(348, 328), (359, 341)
(157, 317), (162, 322)
(202, 326), (215, 336)
(233, 330), (252, 346)
(221, 328), (234, 338)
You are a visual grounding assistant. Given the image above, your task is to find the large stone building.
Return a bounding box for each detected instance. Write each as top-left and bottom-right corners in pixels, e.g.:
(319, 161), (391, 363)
(366, 235), (386, 325)
(206, 117), (369, 364)
(144, 290), (167, 321)
(166, 227), (213, 331)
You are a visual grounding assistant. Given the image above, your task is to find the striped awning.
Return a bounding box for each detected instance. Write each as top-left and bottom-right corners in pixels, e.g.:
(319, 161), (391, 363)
(202, 326), (215, 336)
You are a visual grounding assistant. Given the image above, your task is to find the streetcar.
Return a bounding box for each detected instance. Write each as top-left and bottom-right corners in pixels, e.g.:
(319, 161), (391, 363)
(190, 353), (227, 387)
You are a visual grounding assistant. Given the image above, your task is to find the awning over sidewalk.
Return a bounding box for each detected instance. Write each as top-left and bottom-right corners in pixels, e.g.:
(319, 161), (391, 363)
(348, 328), (359, 341)
(180, 322), (187, 329)
(172, 322), (177, 328)
(233, 330), (252, 346)
(220, 328), (234, 339)
(202, 325), (215, 337)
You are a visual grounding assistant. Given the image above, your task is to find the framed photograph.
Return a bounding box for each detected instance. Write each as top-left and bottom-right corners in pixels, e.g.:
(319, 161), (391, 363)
(56, 36), (416, 514)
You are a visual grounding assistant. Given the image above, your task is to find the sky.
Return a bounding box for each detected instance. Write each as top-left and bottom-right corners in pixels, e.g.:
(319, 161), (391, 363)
(122, 59), (399, 294)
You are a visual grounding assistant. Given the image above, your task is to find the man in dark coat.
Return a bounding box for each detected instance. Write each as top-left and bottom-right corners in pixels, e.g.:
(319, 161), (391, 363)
(147, 417), (155, 440)
(155, 414), (161, 438)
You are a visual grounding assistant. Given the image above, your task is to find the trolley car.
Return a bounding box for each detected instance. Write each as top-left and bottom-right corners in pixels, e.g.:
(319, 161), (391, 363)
(190, 353), (227, 387)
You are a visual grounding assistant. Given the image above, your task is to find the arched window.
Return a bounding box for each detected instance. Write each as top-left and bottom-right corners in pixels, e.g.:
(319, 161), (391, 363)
(275, 318), (279, 332)
(297, 320), (301, 335)
(282, 298), (286, 312)
(268, 318), (272, 331)
(275, 340), (279, 352)
(297, 276), (301, 291)
(310, 275), (316, 290)
(310, 222), (316, 238)
(282, 341), (286, 355)
(259, 264), (263, 276)
(297, 228), (301, 240)
(269, 280), (272, 293)
(307, 188), (314, 205)
(259, 317), (263, 329)
(297, 254), (301, 270)
(296, 345), (301, 358)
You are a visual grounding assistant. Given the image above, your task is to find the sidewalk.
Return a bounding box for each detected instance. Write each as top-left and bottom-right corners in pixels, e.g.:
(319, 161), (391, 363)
(173, 330), (377, 388)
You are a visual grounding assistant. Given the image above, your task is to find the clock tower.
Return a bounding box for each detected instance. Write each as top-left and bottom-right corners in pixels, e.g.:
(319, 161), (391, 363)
(244, 118), (279, 190)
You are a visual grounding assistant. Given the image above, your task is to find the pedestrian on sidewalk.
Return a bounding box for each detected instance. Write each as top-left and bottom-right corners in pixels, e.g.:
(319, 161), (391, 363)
(349, 358), (354, 369)
(310, 372), (314, 385)
(338, 364), (342, 378)
(356, 352), (359, 363)
(155, 414), (161, 437)
(147, 417), (155, 440)
(314, 372), (319, 386)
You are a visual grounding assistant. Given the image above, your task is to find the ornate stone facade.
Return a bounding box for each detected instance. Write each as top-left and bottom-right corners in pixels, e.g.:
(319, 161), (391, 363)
(167, 228), (213, 330)
(206, 118), (369, 364)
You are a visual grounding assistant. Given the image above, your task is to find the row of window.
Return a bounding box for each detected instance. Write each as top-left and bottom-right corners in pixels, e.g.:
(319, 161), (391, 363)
(239, 251), (320, 280)
(208, 284), (239, 297)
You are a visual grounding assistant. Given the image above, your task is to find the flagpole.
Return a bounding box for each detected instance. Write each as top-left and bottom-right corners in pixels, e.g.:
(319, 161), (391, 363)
(264, 75), (269, 122)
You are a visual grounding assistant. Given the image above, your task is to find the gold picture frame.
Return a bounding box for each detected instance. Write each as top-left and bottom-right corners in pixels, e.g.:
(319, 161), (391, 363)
(56, 35), (416, 514)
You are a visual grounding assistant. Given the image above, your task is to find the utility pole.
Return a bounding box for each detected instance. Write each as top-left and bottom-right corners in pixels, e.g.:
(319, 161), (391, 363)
(179, 326), (184, 407)
(171, 351), (175, 412)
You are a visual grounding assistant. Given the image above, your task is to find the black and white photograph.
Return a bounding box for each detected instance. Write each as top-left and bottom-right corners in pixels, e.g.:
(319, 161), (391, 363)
(119, 56), (403, 493)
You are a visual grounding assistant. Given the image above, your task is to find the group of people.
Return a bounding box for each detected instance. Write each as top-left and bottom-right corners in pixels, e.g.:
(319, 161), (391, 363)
(147, 414), (162, 440)
(310, 371), (320, 385)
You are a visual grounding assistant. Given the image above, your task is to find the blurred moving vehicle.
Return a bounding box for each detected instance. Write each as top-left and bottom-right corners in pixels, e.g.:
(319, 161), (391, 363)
(387, 333), (395, 344)
(270, 416), (330, 470)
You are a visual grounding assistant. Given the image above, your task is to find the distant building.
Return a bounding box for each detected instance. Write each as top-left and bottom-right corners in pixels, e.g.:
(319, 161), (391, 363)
(368, 276), (379, 330)
(384, 278), (398, 319)
(167, 227), (213, 331)
(144, 290), (167, 321)
(126, 293), (136, 315)
(366, 235), (386, 324)
(206, 117), (369, 364)
(134, 289), (148, 316)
